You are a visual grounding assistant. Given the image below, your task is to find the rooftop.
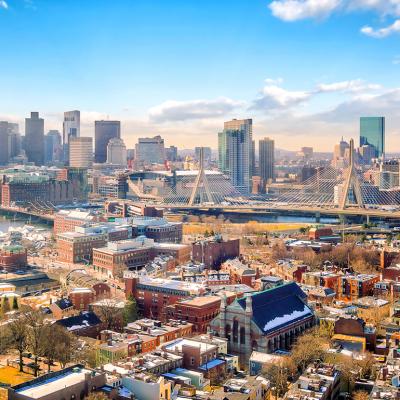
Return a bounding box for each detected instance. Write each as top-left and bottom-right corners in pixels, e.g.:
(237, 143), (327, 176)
(13, 366), (98, 399)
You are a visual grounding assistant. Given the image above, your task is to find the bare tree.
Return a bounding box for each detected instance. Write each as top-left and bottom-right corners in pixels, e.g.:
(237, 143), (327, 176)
(7, 314), (29, 372)
(94, 299), (123, 331)
(25, 311), (46, 376)
(263, 357), (293, 399)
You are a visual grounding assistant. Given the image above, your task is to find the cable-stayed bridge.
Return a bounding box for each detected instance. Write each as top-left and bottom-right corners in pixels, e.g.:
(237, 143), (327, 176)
(128, 142), (400, 220)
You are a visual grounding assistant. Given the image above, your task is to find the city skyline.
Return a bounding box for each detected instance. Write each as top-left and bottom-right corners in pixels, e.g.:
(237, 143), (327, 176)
(1, 0), (400, 150)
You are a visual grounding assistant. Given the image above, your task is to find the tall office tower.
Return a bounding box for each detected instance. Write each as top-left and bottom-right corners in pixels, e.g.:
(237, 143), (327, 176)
(359, 144), (375, 165)
(332, 137), (349, 168)
(300, 146), (313, 160)
(166, 145), (178, 162)
(195, 146), (211, 162)
(63, 110), (80, 162)
(135, 135), (165, 164)
(360, 117), (385, 158)
(44, 130), (62, 164)
(107, 137), (127, 165)
(218, 119), (252, 193)
(69, 137), (93, 168)
(259, 137), (275, 191)
(0, 122), (9, 165)
(25, 112), (44, 166)
(94, 120), (120, 163)
(8, 123), (21, 159)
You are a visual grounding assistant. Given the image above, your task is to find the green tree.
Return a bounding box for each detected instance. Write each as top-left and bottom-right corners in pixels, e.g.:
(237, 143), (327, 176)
(12, 296), (19, 310)
(123, 295), (138, 325)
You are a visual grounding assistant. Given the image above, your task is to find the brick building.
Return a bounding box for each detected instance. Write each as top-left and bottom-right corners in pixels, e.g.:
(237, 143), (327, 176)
(69, 287), (95, 311)
(57, 224), (131, 263)
(221, 258), (258, 287)
(166, 294), (236, 333)
(124, 318), (193, 346)
(130, 217), (183, 243)
(93, 237), (190, 277)
(54, 209), (99, 235)
(192, 237), (240, 268)
(1, 168), (87, 207)
(338, 274), (380, 301)
(124, 274), (205, 321)
(0, 244), (27, 271)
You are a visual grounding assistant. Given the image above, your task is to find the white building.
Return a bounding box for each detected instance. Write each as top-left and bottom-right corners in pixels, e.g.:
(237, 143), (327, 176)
(107, 137), (127, 165)
(69, 137), (93, 168)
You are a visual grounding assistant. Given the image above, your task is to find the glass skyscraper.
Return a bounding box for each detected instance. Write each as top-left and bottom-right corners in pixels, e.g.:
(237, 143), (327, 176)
(360, 117), (385, 158)
(218, 119), (253, 193)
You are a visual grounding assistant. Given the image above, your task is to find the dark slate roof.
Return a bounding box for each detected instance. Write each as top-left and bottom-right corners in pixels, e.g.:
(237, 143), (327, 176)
(237, 282), (313, 335)
(54, 298), (73, 310)
(56, 311), (101, 331)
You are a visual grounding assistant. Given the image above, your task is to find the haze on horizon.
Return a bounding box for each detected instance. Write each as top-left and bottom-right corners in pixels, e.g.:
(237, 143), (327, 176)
(0, 0), (399, 152)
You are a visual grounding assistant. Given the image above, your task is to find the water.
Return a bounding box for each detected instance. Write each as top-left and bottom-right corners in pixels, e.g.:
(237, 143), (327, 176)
(0, 215), (50, 233)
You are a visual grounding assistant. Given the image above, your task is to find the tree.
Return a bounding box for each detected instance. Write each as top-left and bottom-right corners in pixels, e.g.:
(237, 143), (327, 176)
(123, 295), (138, 325)
(3, 296), (10, 314)
(7, 313), (29, 372)
(262, 358), (292, 399)
(42, 324), (76, 373)
(353, 391), (370, 400)
(55, 328), (80, 369)
(95, 299), (123, 331)
(85, 393), (108, 400)
(291, 330), (327, 372)
(25, 310), (46, 376)
(12, 296), (19, 310)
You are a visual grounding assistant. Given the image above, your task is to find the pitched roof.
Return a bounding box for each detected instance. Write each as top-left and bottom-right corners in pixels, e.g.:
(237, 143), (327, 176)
(237, 282), (313, 335)
(56, 311), (101, 331)
(54, 298), (73, 310)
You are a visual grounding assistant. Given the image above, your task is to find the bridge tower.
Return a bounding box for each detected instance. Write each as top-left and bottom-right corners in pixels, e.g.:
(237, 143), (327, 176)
(188, 147), (213, 206)
(339, 138), (364, 210)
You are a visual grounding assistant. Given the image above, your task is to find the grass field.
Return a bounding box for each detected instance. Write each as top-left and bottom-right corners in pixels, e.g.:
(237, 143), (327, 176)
(183, 221), (310, 235)
(0, 366), (33, 386)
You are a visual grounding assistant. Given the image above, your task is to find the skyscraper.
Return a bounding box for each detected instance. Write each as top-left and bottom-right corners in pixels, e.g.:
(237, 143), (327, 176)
(259, 137), (274, 190)
(8, 123), (21, 160)
(135, 135), (165, 164)
(218, 119), (253, 193)
(94, 120), (121, 163)
(44, 130), (62, 164)
(63, 110), (80, 163)
(107, 137), (127, 165)
(25, 112), (44, 166)
(0, 121), (9, 165)
(360, 117), (385, 158)
(69, 137), (93, 168)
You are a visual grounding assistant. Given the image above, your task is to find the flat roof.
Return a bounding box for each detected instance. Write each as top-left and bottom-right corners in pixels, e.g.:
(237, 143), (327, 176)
(14, 368), (94, 399)
(165, 338), (217, 353)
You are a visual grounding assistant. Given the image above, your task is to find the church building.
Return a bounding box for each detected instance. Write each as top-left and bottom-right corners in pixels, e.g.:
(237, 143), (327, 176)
(210, 282), (315, 355)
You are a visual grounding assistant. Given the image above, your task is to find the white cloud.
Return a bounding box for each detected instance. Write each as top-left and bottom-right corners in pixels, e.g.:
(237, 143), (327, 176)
(316, 79), (382, 93)
(252, 84), (311, 110)
(361, 19), (400, 38)
(269, 0), (341, 21)
(148, 97), (243, 122)
(393, 55), (400, 64)
(347, 0), (400, 16)
(268, 0), (400, 38)
(0, 1), (8, 9)
(252, 78), (381, 111)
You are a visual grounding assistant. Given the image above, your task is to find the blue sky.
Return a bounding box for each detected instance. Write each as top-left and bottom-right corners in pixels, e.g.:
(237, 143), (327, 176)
(0, 0), (399, 150)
